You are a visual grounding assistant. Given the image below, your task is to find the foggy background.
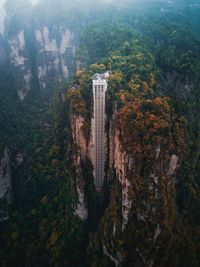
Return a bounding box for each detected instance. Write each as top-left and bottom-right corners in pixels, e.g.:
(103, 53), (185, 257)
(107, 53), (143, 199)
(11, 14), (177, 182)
(0, 0), (39, 33)
(0, 0), (198, 33)
(0, 0), (6, 33)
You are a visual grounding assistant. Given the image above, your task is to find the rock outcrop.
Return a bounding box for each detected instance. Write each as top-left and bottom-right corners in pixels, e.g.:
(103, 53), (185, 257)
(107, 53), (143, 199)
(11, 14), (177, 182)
(5, 23), (76, 101)
(35, 25), (75, 90)
(0, 34), (7, 66)
(89, 101), (185, 266)
(0, 147), (12, 222)
(70, 115), (93, 221)
(163, 71), (193, 97)
(8, 30), (32, 100)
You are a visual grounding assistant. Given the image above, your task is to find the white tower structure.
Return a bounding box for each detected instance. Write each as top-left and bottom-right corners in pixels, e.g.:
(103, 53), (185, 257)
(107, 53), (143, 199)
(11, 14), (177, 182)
(92, 72), (109, 191)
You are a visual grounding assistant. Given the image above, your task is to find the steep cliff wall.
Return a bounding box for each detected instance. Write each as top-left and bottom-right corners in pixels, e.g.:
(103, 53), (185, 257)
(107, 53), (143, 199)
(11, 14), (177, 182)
(0, 147), (11, 222)
(163, 71), (194, 97)
(35, 25), (76, 90)
(68, 88), (185, 266)
(70, 115), (94, 220)
(0, 34), (7, 66)
(89, 97), (186, 267)
(102, 125), (180, 266)
(8, 30), (32, 100)
(5, 23), (76, 100)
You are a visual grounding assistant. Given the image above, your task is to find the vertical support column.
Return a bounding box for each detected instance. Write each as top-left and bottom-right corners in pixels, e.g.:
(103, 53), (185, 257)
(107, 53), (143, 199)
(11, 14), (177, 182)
(92, 73), (108, 191)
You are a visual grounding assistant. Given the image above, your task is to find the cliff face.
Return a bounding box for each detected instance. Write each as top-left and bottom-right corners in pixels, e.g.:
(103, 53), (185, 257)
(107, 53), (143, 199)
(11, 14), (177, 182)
(163, 71), (194, 97)
(68, 90), (184, 266)
(101, 123), (180, 266)
(35, 25), (75, 90)
(8, 30), (32, 100)
(67, 64), (185, 265)
(88, 96), (186, 266)
(0, 148), (11, 222)
(6, 24), (76, 100)
(70, 115), (93, 221)
(0, 34), (7, 66)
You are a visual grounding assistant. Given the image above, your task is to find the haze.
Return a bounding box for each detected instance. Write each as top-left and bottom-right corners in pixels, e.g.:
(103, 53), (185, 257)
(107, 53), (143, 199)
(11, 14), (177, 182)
(0, 0), (39, 33)
(0, 0), (195, 33)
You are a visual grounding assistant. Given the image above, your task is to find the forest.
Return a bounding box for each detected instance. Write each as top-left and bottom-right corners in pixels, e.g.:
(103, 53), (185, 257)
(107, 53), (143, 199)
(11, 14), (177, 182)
(0, 0), (200, 266)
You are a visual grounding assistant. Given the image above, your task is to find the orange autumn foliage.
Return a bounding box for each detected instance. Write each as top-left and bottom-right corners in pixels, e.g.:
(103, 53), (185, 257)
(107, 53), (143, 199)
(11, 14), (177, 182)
(120, 94), (126, 102)
(116, 97), (185, 159)
(142, 81), (149, 93)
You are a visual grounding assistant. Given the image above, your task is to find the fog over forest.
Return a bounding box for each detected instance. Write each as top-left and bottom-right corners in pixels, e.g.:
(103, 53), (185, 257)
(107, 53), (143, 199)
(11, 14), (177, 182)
(0, 0), (39, 32)
(0, 0), (198, 28)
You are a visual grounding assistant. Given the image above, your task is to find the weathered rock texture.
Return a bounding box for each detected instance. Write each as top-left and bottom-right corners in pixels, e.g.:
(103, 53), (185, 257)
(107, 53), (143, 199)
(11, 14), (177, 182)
(0, 148), (12, 222)
(5, 24), (76, 100)
(89, 100), (185, 267)
(0, 34), (7, 66)
(70, 115), (94, 220)
(8, 30), (32, 100)
(35, 26), (75, 90)
(163, 71), (193, 97)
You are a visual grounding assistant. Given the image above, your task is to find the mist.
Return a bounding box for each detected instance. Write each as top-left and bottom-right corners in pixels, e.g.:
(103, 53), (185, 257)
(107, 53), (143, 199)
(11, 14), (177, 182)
(0, 0), (6, 33)
(0, 0), (197, 34)
(0, 0), (39, 33)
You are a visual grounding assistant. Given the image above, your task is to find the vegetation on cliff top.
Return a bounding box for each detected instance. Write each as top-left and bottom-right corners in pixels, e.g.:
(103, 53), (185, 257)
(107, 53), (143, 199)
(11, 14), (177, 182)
(68, 6), (200, 266)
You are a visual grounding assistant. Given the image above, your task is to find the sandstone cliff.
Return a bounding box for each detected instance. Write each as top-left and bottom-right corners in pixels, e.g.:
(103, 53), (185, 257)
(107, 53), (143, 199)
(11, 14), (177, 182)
(70, 115), (93, 221)
(5, 24), (76, 101)
(88, 96), (186, 266)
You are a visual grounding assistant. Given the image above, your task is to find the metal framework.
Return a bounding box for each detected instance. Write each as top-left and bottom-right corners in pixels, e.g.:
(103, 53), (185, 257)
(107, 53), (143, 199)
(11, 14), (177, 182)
(92, 72), (109, 191)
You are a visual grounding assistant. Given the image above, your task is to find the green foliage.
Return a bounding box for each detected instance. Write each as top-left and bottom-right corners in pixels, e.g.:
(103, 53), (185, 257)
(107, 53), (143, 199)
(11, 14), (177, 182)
(0, 83), (88, 266)
(1, 1), (200, 266)
(74, 5), (200, 267)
